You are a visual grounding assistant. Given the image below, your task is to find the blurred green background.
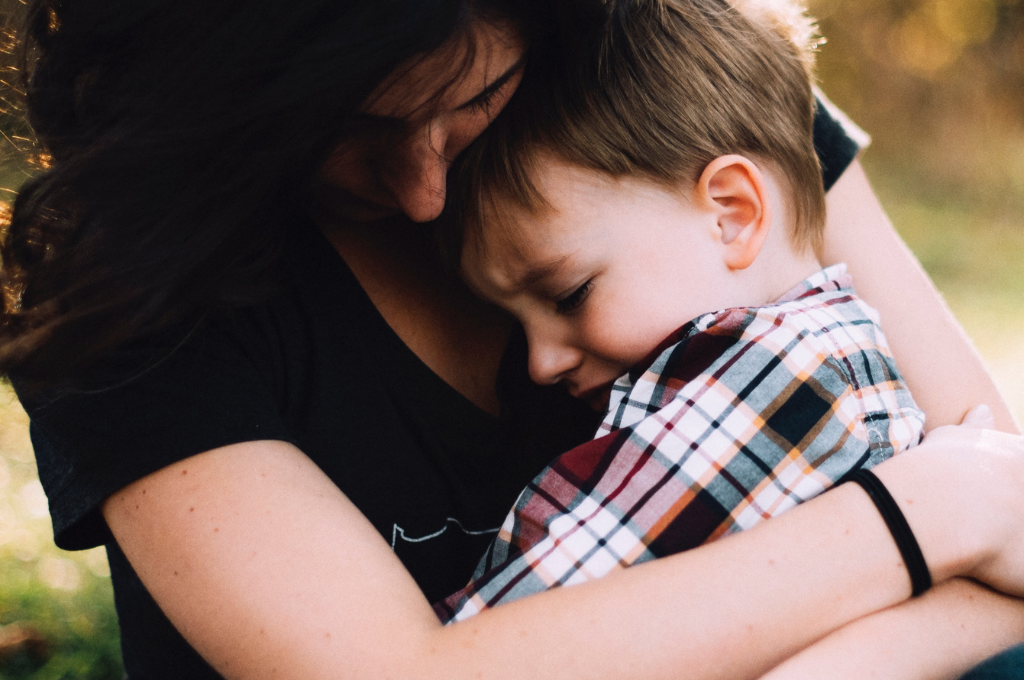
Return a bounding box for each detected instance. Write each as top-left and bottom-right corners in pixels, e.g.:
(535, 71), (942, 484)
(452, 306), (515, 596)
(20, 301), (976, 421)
(0, 0), (1022, 677)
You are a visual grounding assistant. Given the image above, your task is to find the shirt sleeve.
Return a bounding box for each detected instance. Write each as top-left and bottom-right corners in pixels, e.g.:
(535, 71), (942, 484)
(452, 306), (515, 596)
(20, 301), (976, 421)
(435, 305), (911, 624)
(13, 314), (296, 551)
(813, 89), (870, 192)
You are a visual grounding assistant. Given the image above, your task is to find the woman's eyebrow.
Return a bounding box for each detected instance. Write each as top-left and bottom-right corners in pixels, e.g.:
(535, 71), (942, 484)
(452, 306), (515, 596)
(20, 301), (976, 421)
(456, 57), (526, 111)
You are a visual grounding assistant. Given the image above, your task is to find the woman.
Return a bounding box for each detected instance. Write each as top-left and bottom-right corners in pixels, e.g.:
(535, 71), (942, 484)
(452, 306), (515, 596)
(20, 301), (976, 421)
(2, 0), (1024, 678)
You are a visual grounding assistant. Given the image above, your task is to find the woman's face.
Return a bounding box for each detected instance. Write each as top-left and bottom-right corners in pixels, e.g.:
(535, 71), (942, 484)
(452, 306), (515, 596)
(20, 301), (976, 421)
(317, 20), (525, 224)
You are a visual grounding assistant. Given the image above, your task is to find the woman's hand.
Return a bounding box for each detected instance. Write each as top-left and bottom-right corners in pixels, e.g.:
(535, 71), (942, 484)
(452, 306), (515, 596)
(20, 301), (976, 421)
(919, 417), (1024, 595)
(868, 405), (1024, 596)
(758, 408), (1024, 680)
(100, 420), (1024, 680)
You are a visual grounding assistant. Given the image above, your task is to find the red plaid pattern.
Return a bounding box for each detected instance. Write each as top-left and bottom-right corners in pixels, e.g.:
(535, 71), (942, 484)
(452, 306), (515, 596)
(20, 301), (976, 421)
(435, 265), (925, 623)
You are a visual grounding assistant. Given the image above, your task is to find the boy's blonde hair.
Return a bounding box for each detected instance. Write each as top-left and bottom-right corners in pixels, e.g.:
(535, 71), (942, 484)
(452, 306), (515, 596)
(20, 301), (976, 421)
(445, 0), (825, 261)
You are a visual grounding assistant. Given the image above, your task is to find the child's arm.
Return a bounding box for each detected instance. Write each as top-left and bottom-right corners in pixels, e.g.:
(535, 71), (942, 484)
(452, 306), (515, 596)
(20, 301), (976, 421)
(822, 160), (1020, 433)
(759, 579), (1024, 680)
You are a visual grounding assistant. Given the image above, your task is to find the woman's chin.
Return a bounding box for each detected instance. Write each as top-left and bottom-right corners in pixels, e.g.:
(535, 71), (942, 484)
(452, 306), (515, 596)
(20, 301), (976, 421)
(312, 184), (402, 224)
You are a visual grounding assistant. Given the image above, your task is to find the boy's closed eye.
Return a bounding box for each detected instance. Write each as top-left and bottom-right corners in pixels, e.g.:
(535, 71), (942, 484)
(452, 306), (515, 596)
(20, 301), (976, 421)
(555, 279), (594, 315)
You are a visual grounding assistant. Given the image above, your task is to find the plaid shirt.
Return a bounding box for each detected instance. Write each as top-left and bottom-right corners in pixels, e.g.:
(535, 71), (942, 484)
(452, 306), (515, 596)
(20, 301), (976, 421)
(435, 265), (925, 623)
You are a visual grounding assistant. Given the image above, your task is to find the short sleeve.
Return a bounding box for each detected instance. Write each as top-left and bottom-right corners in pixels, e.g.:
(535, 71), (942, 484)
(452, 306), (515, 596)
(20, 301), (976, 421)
(13, 316), (296, 551)
(813, 89), (871, 192)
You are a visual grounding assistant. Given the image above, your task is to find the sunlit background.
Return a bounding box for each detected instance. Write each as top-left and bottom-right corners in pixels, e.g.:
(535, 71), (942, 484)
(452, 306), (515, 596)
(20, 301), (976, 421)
(813, 0), (1024, 420)
(0, 0), (1022, 676)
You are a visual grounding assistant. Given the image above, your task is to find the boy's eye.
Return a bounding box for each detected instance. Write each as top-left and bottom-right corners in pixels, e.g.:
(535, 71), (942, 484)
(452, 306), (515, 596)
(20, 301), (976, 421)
(555, 280), (594, 314)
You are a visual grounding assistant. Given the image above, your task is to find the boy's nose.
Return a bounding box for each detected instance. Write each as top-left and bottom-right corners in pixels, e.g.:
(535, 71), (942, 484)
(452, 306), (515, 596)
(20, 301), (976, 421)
(527, 337), (582, 386)
(385, 124), (450, 223)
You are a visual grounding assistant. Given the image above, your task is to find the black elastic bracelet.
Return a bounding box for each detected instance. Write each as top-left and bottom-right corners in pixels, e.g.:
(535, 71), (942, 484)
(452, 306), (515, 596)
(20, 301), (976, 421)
(845, 469), (933, 597)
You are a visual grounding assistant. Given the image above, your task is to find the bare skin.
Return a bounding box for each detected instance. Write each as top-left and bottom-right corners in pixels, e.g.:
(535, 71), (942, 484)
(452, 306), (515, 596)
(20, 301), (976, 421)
(762, 578), (1024, 680)
(753, 165), (1024, 678)
(102, 18), (1024, 680)
(313, 20), (524, 225)
(103, 417), (1024, 680)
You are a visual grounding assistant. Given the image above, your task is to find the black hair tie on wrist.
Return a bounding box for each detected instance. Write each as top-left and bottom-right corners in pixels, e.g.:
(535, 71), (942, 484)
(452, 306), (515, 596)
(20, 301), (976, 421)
(845, 468), (933, 597)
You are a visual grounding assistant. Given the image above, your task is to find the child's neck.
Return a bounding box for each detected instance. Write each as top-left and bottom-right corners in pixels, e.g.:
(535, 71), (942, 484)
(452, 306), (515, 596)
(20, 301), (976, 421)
(713, 215), (823, 313)
(749, 231), (824, 305)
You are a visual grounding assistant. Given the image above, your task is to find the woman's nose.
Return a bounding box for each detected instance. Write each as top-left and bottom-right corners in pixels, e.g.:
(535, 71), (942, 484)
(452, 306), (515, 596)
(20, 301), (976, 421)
(527, 335), (582, 386)
(385, 123), (450, 223)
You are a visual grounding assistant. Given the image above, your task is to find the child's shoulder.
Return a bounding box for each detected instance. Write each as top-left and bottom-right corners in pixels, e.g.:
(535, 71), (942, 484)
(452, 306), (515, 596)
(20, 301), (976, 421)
(602, 265), (916, 436)
(697, 264), (892, 362)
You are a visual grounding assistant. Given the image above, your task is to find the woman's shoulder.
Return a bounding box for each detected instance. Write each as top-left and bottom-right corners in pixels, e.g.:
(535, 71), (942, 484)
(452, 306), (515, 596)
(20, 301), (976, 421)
(11, 217), (386, 551)
(813, 89), (870, 192)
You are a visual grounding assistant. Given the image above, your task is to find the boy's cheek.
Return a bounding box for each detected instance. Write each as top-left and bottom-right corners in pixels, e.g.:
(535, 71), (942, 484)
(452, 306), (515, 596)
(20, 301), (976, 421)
(579, 328), (647, 379)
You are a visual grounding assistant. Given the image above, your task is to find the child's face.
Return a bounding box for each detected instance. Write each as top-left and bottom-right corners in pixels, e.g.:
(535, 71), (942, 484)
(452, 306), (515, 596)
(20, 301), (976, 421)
(461, 159), (745, 411)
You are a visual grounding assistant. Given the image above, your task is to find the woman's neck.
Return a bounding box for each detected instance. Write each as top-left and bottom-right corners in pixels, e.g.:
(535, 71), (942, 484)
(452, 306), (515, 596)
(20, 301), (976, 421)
(314, 212), (512, 416)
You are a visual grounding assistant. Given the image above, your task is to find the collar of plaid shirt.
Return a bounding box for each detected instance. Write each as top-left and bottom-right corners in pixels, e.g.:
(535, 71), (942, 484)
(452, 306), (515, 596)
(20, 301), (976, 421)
(600, 263), (857, 435)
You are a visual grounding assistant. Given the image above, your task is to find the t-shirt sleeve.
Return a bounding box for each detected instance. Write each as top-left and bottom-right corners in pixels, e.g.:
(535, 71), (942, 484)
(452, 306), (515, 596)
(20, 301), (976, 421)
(14, 315), (296, 551)
(813, 88), (871, 192)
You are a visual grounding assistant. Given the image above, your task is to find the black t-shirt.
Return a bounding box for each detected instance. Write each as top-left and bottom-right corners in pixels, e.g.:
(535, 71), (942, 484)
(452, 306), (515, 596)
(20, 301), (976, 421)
(15, 101), (861, 679)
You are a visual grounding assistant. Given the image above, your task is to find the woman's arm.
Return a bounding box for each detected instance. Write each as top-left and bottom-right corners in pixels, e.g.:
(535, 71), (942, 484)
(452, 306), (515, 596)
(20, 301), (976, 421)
(102, 425), (1024, 680)
(760, 579), (1024, 680)
(822, 159), (1019, 433)
(760, 412), (1024, 680)
(813, 156), (1024, 677)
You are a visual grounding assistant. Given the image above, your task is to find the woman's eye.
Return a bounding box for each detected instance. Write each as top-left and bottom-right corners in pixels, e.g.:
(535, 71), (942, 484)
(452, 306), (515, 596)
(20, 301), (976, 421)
(467, 88), (502, 115)
(465, 75), (518, 117)
(556, 280), (594, 314)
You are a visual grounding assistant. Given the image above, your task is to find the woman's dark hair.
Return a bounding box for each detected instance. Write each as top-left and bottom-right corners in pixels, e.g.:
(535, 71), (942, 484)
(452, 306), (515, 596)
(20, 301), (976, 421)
(0, 0), (542, 388)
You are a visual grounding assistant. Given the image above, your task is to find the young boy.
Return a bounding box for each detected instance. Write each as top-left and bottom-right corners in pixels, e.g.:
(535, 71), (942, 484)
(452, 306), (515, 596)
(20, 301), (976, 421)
(435, 0), (925, 622)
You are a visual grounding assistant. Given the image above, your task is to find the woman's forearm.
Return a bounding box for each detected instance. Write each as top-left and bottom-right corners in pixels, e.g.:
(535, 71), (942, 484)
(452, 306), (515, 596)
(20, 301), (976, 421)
(105, 439), (981, 680)
(822, 160), (1019, 433)
(437, 426), (1024, 680)
(430, 479), (913, 680)
(760, 579), (1024, 680)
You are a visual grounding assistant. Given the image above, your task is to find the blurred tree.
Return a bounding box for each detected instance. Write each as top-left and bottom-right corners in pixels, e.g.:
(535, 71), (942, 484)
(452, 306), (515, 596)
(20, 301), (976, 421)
(813, 0), (1024, 206)
(812, 0), (1024, 425)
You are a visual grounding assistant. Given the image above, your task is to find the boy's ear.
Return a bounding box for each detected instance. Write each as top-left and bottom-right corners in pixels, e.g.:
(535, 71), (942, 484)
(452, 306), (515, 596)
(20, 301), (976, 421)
(696, 155), (772, 271)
